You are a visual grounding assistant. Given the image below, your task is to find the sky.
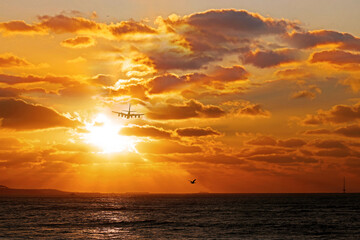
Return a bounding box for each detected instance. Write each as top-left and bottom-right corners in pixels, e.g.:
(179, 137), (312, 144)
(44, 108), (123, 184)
(0, 0), (360, 193)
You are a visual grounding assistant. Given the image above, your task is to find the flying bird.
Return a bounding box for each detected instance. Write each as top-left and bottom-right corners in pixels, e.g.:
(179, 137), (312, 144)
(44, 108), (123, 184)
(189, 179), (196, 184)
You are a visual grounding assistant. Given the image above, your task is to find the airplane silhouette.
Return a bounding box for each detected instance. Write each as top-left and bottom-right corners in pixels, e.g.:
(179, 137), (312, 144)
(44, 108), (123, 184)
(189, 179), (196, 184)
(113, 104), (144, 119)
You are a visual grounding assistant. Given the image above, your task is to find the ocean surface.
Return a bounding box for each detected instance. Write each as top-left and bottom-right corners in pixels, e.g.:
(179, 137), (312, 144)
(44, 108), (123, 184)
(0, 193), (359, 239)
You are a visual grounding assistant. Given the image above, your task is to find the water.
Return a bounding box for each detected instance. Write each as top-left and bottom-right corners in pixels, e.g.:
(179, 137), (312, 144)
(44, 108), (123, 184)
(0, 194), (359, 239)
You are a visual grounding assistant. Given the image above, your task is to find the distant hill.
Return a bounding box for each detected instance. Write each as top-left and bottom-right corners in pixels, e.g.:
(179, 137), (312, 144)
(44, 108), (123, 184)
(0, 185), (71, 197)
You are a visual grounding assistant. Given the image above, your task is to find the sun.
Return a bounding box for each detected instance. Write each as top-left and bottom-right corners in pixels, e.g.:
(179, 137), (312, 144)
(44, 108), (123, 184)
(82, 113), (137, 153)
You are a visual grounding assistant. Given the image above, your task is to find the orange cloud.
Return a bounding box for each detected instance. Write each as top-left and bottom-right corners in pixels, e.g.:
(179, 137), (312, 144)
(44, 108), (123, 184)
(302, 103), (360, 125)
(284, 30), (360, 51)
(136, 140), (201, 154)
(146, 99), (225, 120)
(183, 9), (298, 36)
(37, 14), (101, 33)
(0, 73), (76, 86)
(0, 53), (31, 68)
(291, 90), (316, 99)
(311, 50), (360, 65)
(175, 127), (220, 137)
(0, 98), (79, 130)
(119, 125), (172, 139)
(0, 20), (42, 34)
(61, 36), (95, 48)
(109, 20), (157, 36)
(334, 124), (360, 138)
(210, 65), (249, 82)
(244, 49), (300, 68)
(235, 102), (270, 117)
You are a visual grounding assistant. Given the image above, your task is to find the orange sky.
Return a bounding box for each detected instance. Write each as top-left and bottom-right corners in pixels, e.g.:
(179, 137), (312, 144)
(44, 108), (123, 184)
(1, 2), (360, 193)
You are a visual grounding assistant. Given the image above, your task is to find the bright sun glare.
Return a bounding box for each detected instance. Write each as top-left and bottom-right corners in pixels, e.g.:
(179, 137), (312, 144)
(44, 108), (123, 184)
(82, 113), (137, 153)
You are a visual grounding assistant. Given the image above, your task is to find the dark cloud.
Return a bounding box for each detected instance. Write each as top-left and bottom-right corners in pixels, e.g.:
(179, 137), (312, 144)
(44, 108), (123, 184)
(311, 50), (360, 65)
(0, 73), (76, 86)
(0, 98), (79, 130)
(291, 90), (316, 99)
(146, 73), (186, 94)
(243, 49), (299, 68)
(235, 103), (270, 117)
(146, 99), (225, 120)
(148, 52), (216, 71)
(312, 140), (347, 149)
(247, 136), (277, 146)
(248, 154), (317, 164)
(302, 103), (360, 125)
(0, 20), (40, 33)
(0, 54), (30, 68)
(315, 149), (351, 158)
(278, 139), (306, 148)
(175, 127), (220, 137)
(109, 20), (157, 36)
(37, 14), (101, 33)
(334, 124), (360, 138)
(185, 9), (297, 36)
(119, 125), (172, 138)
(136, 140), (201, 154)
(61, 36), (95, 48)
(304, 129), (332, 135)
(247, 136), (306, 148)
(211, 65), (249, 82)
(284, 30), (360, 51)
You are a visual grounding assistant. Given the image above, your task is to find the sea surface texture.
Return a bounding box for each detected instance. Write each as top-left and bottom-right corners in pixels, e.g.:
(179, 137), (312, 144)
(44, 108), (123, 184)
(0, 193), (359, 239)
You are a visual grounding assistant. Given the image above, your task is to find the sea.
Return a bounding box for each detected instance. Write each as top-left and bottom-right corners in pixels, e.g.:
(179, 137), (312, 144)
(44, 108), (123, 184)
(0, 193), (359, 239)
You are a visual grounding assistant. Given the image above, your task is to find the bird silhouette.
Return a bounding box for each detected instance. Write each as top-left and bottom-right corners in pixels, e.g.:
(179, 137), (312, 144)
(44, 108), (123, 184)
(189, 179), (196, 184)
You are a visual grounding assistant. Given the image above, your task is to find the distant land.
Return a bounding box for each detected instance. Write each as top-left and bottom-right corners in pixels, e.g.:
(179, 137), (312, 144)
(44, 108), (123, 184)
(0, 185), (73, 197)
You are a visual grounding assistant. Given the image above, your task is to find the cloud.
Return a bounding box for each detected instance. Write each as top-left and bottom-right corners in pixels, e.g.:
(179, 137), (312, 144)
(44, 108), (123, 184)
(284, 30), (360, 51)
(184, 9), (297, 36)
(89, 74), (116, 86)
(0, 14), (157, 39)
(0, 20), (41, 34)
(175, 127), (220, 137)
(146, 99), (225, 120)
(109, 20), (157, 36)
(0, 53), (31, 68)
(0, 98), (79, 130)
(311, 50), (360, 65)
(304, 129), (332, 135)
(312, 139), (347, 149)
(243, 49), (299, 68)
(278, 139), (306, 148)
(210, 65), (249, 82)
(119, 125), (172, 138)
(136, 140), (201, 154)
(37, 14), (101, 34)
(315, 149), (352, 158)
(146, 73), (186, 94)
(247, 154), (317, 164)
(148, 52), (216, 71)
(0, 73), (76, 86)
(291, 90), (316, 99)
(61, 36), (95, 48)
(247, 136), (277, 146)
(302, 103), (360, 125)
(235, 102), (270, 117)
(247, 136), (306, 148)
(334, 124), (360, 138)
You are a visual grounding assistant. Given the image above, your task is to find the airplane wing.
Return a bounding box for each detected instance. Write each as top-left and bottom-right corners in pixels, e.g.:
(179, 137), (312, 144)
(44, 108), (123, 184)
(112, 111), (126, 117)
(130, 113), (144, 118)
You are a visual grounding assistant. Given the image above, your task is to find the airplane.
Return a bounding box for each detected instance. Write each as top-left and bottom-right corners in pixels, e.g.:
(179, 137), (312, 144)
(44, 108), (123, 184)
(113, 104), (144, 119)
(189, 179), (196, 184)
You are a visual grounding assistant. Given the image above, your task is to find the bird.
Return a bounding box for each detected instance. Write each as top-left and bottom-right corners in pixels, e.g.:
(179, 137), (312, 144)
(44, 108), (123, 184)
(189, 179), (196, 184)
